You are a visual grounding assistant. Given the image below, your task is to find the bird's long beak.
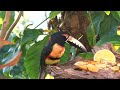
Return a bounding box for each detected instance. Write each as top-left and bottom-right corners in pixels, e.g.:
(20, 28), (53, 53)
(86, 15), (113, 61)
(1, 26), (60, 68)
(65, 36), (87, 52)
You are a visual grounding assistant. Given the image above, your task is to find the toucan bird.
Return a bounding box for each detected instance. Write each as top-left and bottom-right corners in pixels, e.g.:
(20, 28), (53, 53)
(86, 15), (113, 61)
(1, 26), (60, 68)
(39, 31), (87, 79)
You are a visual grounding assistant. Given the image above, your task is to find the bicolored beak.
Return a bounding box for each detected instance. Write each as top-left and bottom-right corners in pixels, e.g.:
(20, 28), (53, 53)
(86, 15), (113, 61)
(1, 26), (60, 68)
(65, 36), (87, 52)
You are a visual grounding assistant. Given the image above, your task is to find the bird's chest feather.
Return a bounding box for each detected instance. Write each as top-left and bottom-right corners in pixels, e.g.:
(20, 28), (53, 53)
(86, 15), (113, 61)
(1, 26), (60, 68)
(49, 43), (65, 58)
(45, 43), (65, 65)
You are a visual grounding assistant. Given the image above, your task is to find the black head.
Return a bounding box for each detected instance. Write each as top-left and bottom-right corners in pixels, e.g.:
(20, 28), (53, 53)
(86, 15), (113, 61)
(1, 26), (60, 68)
(50, 31), (87, 52)
(50, 31), (68, 46)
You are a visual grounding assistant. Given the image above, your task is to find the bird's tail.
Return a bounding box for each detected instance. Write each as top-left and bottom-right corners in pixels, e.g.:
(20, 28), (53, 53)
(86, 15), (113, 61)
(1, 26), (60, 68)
(38, 65), (46, 79)
(38, 56), (47, 79)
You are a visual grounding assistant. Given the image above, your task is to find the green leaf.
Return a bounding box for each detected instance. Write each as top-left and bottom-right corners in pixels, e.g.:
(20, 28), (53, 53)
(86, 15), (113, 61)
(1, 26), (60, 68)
(3, 67), (13, 78)
(99, 13), (120, 38)
(0, 18), (3, 24)
(96, 12), (120, 46)
(104, 11), (110, 15)
(10, 11), (15, 26)
(0, 45), (12, 64)
(49, 11), (62, 19)
(24, 36), (49, 79)
(10, 57), (28, 79)
(96, 35), (120, 46)
(69, 46), (76, 60)
(117, 47), (120, 53)
(0, 11), (5, 19)
(21, 29), (43, 45)
(87, 25), (96, 47)
(0, 11), (5, 28)
(1, 45), (21, 78)
(60, 43), (71, 64)
(117, 11), (120, 17)
(111, 11), (120, 22)
(87, 12), (105, 47)
(78, 52), (94, 59)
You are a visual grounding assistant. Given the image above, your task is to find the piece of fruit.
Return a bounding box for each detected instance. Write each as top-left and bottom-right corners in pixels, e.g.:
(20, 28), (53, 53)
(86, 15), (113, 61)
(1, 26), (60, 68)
(88, 61), (100, 65)
(117, 63), (120, 67)
(104, 67), (109, 70)
(94, 49), (116, 63)
(45, 74), (54, 79)
(74, 61), (88, 66)
(78, 65), (88, 70)
(74, 61), (88, 70)
(87, 64), (99, 72)
(95, 64), (106, 69)
(110, 66), (119, 72)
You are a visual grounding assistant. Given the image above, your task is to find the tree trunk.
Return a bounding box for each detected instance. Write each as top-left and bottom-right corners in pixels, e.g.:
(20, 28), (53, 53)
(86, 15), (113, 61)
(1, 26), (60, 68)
(61, 11), (91, 51)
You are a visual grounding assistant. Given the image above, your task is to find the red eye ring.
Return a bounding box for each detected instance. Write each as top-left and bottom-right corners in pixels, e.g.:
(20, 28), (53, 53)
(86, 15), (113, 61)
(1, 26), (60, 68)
(62, 34), (69, 38)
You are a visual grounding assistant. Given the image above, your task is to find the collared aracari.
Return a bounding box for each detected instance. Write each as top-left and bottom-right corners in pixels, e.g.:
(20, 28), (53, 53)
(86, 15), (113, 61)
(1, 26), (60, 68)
(39, 31), (87, 79)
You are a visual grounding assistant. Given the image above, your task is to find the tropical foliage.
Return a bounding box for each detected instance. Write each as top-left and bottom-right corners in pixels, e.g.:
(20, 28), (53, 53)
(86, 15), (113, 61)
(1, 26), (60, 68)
(0, 11), (120, 79)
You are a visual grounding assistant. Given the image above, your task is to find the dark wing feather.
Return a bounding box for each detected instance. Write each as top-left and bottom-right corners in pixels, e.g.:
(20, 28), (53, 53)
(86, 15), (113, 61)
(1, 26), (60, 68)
(40, 41), (53, 66)
(39, 41), (53, 79)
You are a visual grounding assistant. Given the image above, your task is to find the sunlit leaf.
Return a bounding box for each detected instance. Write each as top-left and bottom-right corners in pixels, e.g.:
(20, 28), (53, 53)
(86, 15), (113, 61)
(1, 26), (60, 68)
(0, 11), (5, 28)
(43, 29), (51, 33)
(24, 36), (49, 79)
(104, 11), (110, 15)
(114, 46), (120, 51)
(49, 11), (62, 19)
(116, 47), (120, 53)
(0, 18), (3, 24)
(0, 51), (22, 70)
(45, 74), (54, 79)
(0, 38), (14, 48)
(117, 30), (120, 35)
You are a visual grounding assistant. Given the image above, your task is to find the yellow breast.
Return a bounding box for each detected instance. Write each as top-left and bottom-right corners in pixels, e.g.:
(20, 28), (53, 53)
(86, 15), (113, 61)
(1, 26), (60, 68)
(45, 43), (65, 65)
(49, 43), (65, 58)
(45, 58), (60, 65)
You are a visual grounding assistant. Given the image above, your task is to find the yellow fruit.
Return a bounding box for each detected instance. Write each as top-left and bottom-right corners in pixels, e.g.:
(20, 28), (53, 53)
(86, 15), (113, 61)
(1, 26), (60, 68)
(110, 66), (119, 72)
(117, 30), (120, 35)
(117, 63), (120, 67)
(45, 74), (54, 79)
(88, 61), (100, 65)
(74, 61), (88, 70)
(95, 64), (106, 69)
(94, 49), (116, 63)
(87, 64), (99, 72)
(79, 65), (88, 70)
(74, 61), (88, 66)
(113, 46), (120, 51)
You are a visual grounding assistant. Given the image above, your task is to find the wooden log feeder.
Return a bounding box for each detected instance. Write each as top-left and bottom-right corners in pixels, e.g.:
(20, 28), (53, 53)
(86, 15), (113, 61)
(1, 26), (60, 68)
(45, 43), (120, 79)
